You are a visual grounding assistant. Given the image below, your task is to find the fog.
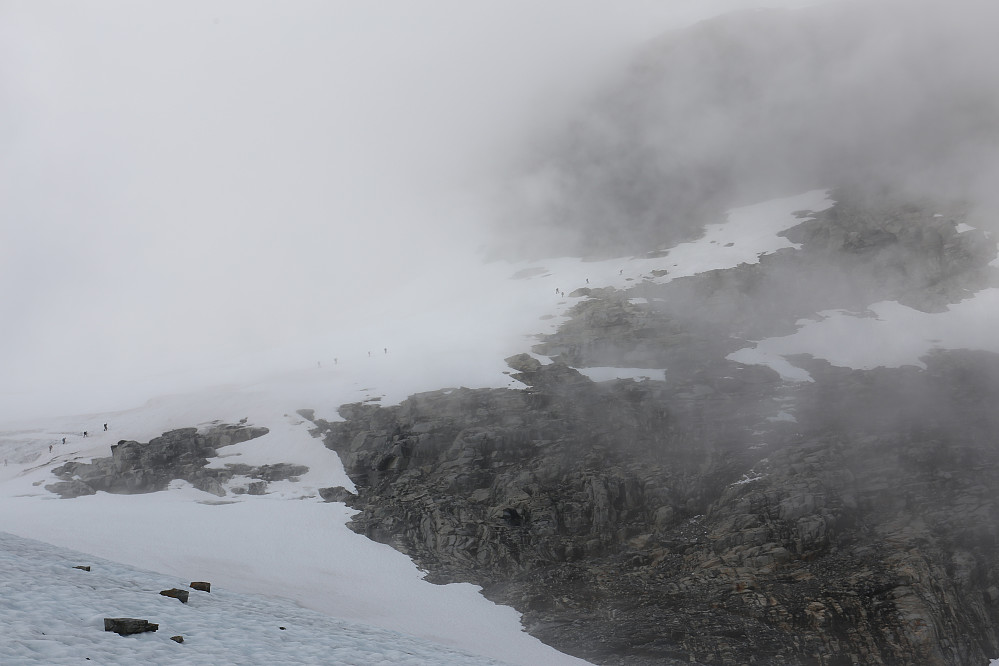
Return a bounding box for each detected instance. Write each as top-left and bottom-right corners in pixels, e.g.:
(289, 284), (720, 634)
(8, 0), (997, 423)
(501, 0), (999, 256)
(2, 1), (844, 421)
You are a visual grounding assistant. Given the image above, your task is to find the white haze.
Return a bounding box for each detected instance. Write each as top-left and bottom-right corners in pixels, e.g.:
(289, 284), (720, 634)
(0, 1), (833, 422)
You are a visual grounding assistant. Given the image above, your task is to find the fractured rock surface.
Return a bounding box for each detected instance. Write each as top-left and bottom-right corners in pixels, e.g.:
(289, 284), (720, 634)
(45, 423), (284, 498)
(311, 189), (999, 665)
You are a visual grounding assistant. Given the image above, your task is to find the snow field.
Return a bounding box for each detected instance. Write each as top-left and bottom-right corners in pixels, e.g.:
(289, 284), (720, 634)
(0, 408), (587, 666)
(0, 531), (506, 666)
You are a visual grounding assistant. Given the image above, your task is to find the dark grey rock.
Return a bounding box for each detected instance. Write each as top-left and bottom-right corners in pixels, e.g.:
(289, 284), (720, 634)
(318, 486), (356, 503)
(190, 581), (211, 593)
(246, 481), (267, 495)
(159, 588), (189, 603)
(46, 424), (272, 498)
(104, 618), (158, 635)
(44, 479), (97, 498)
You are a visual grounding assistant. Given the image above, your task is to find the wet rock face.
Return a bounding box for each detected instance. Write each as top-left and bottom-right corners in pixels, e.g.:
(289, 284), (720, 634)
(313, 188), (999, 664)
(46, 424), (278, 497)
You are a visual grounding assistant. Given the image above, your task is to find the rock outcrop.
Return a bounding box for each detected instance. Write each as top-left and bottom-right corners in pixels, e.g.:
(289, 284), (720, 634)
(45, 423), (291, 498)
(310, 189), (999, 665)
(314, 350), (999, 665)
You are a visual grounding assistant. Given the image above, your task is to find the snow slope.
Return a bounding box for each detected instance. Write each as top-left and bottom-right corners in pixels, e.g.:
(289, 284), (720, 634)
(0, 393), (583, 666)
(0, 531), (506, 666)
(4, 189), (998, 664)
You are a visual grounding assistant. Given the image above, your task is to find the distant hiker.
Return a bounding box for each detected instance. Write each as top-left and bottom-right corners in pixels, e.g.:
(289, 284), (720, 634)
(83, 431), (88, 437)
(384, 347), (387, 354)
(555, 287), (559, 294)
(334, 357), (338, 365)
(586, 278), (589, 284)
(368, 351), (371, 357)
(49, 444), (53, 453)
(317, 361), (322, 368)
(619, 269), (623, 275)
(62, 437), (66, 445)
(103, 423), (108, 431)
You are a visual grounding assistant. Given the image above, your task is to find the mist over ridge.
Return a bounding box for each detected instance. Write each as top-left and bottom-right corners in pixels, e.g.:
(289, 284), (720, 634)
(3, 1), (800, 420)
(5, 2), (999, 664)
(497, 0), (999, 258)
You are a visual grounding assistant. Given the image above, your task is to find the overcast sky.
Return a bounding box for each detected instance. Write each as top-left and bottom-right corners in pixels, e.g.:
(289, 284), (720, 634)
(0, 1), (832, 421)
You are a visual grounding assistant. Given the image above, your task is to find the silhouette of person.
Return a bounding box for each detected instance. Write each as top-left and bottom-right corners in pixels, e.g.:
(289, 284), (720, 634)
(83, 431), (88, 437)
(62, 437), (66, 445)
(334, 357), (338, 365)
(104, 423), (108, 431)
(49, 444), (52, 453)
(384, 347), (387, 354)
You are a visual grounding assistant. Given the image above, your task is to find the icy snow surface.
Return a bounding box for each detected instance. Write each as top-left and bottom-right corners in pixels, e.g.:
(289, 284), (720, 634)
(0, 531), (505, 666)
(4, 188), (998, 663)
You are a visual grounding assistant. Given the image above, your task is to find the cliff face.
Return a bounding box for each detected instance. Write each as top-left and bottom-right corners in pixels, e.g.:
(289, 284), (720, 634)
(314, 353), (999, 665)
(311, 187), (999, 665)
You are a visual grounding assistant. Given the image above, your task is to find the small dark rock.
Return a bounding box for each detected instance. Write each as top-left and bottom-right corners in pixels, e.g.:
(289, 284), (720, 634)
(159, 588), (190, 603)
(170, 635), (184, 644)
(318, 486), (356, 503)
(104, 618), (158, 635)
(190, 581), (211, 593)
(73, 565), (91, 572)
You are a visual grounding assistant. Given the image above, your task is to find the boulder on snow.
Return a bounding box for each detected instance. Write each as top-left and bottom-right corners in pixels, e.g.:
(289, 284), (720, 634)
(104, 618), (158, 635)
(190, 581), (211, 593)
(159, 588), (190, 603)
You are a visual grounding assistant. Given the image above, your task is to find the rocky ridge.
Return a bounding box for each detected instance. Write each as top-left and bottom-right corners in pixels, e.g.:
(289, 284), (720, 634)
(309, 188), (999, 665)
